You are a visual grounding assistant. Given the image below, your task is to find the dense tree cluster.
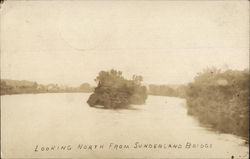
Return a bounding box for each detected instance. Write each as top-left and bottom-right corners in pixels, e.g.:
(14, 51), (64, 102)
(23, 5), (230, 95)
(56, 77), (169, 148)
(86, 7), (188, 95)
(87, 69), (147, 108)
(185, 68), (249, 139)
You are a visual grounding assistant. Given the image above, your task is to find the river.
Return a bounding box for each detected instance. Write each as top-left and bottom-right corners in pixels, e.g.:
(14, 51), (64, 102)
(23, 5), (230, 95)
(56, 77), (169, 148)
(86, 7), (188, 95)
(1, 93), (248, 158)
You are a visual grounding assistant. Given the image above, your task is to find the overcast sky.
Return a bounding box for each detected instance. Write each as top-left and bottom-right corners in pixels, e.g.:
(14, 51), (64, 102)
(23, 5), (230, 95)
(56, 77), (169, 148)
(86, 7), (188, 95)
(1, 1), (249, 86)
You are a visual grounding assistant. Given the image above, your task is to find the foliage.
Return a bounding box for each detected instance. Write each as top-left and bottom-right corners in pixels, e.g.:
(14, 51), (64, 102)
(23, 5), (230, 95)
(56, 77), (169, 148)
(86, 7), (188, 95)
(185, 68), (249, 139)
(87, 69), (147, 108)
(79, 83), (93, 92)
(148, 84), (187, 98)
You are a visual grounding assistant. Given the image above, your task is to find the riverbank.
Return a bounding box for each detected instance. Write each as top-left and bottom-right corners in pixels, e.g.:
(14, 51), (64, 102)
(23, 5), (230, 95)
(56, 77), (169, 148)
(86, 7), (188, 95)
(0, 91), (92, 96)
(0, 79), (93, 96)
(185, 69), (249, 140)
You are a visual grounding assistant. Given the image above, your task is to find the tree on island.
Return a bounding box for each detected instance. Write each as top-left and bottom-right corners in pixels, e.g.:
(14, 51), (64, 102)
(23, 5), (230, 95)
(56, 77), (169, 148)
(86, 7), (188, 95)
(87, 69), (148, 109)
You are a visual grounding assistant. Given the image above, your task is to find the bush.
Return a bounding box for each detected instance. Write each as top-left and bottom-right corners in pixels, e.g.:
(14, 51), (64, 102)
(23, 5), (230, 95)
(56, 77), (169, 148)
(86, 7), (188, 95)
(186, 68), (249, 139)
(87, 69), (148, 109)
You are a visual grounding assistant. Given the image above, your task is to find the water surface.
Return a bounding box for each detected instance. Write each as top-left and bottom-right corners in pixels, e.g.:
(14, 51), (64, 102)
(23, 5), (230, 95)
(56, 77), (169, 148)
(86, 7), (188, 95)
(1, 93), (248, 158)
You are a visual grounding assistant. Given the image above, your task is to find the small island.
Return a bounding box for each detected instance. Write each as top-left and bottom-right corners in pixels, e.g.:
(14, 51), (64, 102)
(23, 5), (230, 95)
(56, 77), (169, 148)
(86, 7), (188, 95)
(87, 69), (148, 109)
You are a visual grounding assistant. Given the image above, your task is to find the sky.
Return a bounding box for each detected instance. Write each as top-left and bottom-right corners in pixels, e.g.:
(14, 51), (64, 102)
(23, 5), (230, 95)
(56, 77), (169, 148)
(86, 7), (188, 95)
(1, 1), (249, 86)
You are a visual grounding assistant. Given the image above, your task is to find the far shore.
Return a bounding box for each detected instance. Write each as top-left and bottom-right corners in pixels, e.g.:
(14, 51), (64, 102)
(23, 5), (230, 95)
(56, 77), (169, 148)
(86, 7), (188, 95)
(0, 91), (93, 96)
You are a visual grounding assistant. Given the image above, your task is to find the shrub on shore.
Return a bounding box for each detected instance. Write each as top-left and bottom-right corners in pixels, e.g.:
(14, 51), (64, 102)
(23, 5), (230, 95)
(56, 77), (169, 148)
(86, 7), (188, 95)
(186, 68), (249, 139)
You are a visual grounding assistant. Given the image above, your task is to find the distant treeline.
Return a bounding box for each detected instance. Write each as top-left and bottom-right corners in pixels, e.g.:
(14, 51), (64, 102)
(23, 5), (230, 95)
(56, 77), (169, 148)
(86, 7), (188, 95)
(0, 79), (93, 95)
(148, 84), (187, 98)
(185, 68), (249, 139)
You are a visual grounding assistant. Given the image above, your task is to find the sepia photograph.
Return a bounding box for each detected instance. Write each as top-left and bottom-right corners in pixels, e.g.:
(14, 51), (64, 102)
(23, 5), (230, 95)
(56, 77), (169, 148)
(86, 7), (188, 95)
(0, 0), (249, 158)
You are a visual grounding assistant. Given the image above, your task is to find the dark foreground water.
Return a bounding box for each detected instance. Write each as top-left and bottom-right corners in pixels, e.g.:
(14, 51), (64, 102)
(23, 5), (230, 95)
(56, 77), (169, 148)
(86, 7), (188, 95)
(1, 93), (249, 158)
